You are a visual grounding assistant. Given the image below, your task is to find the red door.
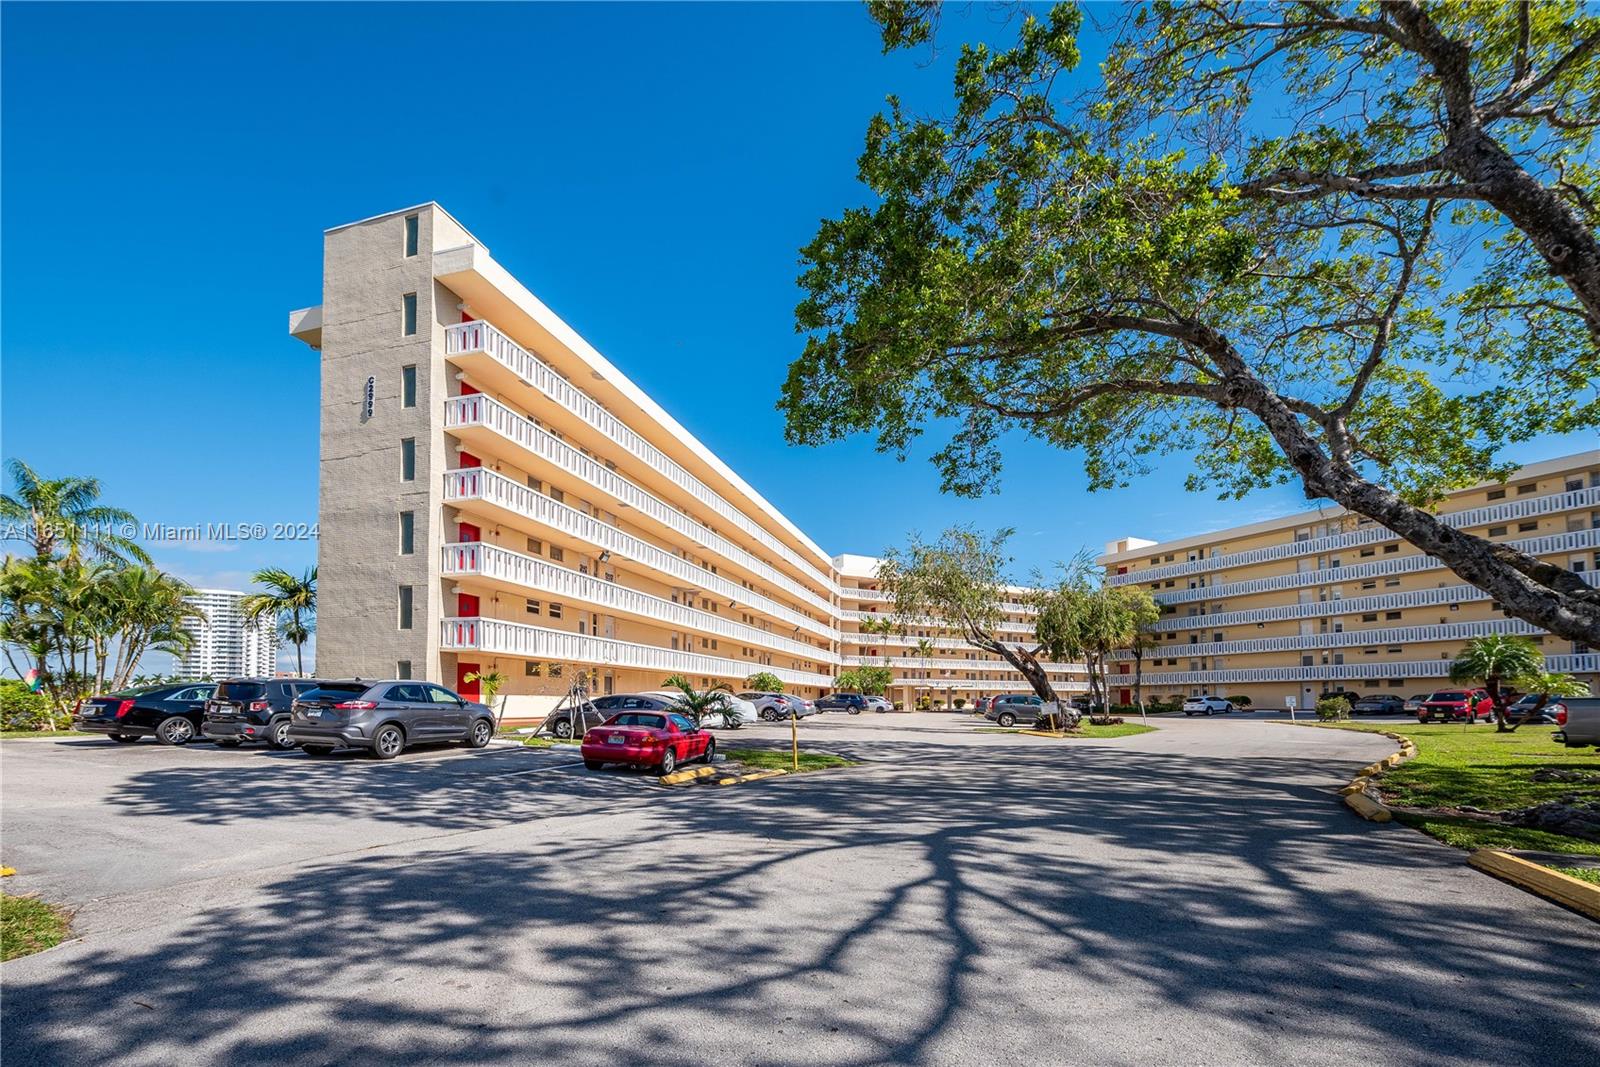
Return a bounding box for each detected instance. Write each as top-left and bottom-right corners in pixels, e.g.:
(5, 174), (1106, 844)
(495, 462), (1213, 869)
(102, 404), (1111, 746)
(459, 451), (481, 469)
(456, 662), (480, 699)
(459, 382), (480, 396)
(458, 522), (480, 543)
(458, 593), (479, 617)
(1119, 688), (1132, 705)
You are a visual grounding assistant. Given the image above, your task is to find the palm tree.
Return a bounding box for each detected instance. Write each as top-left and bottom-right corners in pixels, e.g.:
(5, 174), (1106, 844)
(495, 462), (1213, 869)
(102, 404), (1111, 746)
(0, 460), (149, 564)
(1449, 635), (1544, 731)
(659, 673), (732, 727)
(241, 567), (316, 677)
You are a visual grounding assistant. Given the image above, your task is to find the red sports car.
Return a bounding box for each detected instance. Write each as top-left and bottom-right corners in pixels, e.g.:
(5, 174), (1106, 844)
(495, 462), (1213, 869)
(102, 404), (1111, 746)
(580, 711), (715, 775)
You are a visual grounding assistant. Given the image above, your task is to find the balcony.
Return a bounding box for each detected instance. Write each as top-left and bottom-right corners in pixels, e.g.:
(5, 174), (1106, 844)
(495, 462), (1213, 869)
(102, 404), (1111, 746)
(444, 394), (835, 617)
(1110, 485), (1600, 587)
(1152, 528), (1600, 606)
(1116, 617), (1544, 661)
(1138, 653), (1600, 688)
(444, 320), (836, 596)
(442, 541), (837, 665)
(843, 653), (1085, 673)
(444, 467), (835, 642)
(840, 608), (1035, 635)
(439, 616), (835, 689)
(1151, 570), (1600, 632)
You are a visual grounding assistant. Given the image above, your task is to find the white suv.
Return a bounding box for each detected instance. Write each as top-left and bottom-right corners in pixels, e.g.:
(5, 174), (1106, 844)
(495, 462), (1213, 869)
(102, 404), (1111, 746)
(1183, 696), (1234, 716)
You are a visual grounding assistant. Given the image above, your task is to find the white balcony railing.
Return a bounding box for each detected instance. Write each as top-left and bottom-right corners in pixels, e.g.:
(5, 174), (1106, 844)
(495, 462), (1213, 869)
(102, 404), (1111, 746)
(444, 467), (835, 642)
(1152, 528), (1600, 606)
(844, 587), (1039, 614)
(442, 541), (838, 666)
(1151, 571), (1600, 633)
(1110, 485), (1600, 586)
(440, 616), (835, 688)
(843, 653), (1086, 673)
(1138, 653), (1600, 688)
(445, 394), (835, 618)
(1115, 617), (1545, 662)
(839, 608), (1036, 635)
(445, 320), (837, 595)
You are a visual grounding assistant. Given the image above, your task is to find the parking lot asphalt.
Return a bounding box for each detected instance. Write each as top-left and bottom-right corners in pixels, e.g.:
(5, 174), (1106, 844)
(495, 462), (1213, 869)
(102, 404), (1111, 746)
(2, 713), (1596, 1067)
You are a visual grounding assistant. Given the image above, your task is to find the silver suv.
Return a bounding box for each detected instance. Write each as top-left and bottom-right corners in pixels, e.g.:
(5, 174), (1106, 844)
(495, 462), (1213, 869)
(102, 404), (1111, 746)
(288, 679), (496, 759)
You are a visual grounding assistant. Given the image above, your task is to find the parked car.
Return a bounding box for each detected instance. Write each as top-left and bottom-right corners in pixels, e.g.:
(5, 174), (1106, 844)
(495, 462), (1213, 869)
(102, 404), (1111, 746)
(817, 693), (868, 714)
(544, 694), (673, 738)
(1319, 689), (1365, 706)
(863, 695), (893, 713)
(1416, 689), (1493, 723)
(1402, 693), (1431, 715)
(985, 693), (1044, 727)
(287, 680), (495, 759)
(973, 696), (993, 716)
(202, 678), (327, 749)
(580, 710), (716, 774)
(73, 682), (217, 745)
(738, 691), (813, 721)
(1183, 696), (1235, 716)
(1505, 693), (1570, 726)
(648, 690), (761, 727)
(1555, 696), (1600, 748)
(1351, 694), (1409, 716)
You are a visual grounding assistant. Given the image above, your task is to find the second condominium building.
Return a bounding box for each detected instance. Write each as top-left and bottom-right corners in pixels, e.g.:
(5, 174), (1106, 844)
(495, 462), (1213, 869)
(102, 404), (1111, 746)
(290, 203), (1594, 717)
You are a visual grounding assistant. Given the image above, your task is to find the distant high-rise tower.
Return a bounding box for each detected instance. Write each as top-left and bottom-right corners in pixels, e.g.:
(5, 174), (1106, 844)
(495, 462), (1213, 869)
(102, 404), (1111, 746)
(177, 589), (281, 678)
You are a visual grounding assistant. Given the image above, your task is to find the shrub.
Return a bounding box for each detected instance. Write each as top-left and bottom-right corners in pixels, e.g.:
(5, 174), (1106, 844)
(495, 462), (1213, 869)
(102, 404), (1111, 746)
(1231, 695), (1253, 708)
(915, 696), (931, 710)
(953, 698), (967, 709)
(0, 680), (68, 732)
(1316, 696), (1352, 722)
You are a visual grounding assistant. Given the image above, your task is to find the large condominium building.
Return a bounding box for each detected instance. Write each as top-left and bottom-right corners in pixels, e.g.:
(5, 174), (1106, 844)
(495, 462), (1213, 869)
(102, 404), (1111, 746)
(288, 204), (1086, 718)
(1097, 453), (1600, 710)
(177, 589), (280, 680)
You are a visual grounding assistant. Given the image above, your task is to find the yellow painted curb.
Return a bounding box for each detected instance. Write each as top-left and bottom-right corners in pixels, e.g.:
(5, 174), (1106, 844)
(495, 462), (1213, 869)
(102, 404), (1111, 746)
(658, 766), (719, 786)
(714, 768), (789, 787)
(1019, 729), (1074, 739)
(0, 867), (14, 877)
(1344, 791), (1392, 822)
(1469, 850), (1600, 921)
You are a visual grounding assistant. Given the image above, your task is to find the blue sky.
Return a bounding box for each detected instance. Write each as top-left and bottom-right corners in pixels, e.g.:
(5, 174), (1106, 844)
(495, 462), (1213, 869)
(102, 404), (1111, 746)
(2, 1), (1591, 638)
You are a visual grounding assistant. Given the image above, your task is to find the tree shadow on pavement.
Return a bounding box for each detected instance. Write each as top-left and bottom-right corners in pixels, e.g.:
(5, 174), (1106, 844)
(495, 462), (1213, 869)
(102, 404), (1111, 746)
(3, 742), (1597, 1067)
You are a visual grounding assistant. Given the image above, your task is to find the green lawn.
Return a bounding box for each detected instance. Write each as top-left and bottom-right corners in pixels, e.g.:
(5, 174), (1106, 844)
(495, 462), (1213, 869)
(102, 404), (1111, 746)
(0, 730), (89, 740)
(1, 893), (71, 961)
(1316, 722), (1600, 856)
(723, 747), (855, 773)
(976, 723), (1157, 739)
(520, 736), (580, 748)
(1550, 865), (1600, 885)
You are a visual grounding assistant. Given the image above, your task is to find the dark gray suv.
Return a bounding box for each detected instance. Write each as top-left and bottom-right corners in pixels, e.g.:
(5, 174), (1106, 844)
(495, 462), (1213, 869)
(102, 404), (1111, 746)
(287, 680), (496, 759)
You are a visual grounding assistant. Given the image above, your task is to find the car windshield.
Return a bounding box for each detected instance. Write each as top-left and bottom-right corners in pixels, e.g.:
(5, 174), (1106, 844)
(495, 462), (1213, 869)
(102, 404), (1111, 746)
(1429, 692), (1469, 701)
(300, 683), (369, 702)
(608, 713), (666, 729)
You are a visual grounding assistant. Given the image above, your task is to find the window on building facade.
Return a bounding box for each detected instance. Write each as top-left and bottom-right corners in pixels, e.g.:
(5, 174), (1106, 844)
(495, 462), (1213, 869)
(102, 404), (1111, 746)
(1487, 488), (1506, 500)
(398, 511), (414, 555)
(1516, 483), (1536, 494)
(397, 660), (412, 680)
(401, 437), (415, 480)
(549, 546), (564, 562)
(1517, 521), (1537, 532)
(549, 603), (563, 620)
(401, 365), (417, 408)
(402, 292), (418, 336)
(398, 586), (413, 630)
(403, 214), (419, 257)
(1488, 525), (1506, 537)
(526, 599), (540, 615)
(1382, 543), (1398, 554)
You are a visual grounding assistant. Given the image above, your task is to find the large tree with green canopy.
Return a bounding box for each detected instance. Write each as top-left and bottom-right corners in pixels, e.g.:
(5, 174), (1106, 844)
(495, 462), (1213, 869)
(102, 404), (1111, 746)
(782, 2), (1600, 646)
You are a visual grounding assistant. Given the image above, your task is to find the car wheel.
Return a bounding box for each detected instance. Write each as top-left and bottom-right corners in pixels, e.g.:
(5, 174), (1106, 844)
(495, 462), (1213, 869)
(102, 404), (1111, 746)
(267, 719), (296, 750)
(1184, 711), (1193, 717)
(552, 718), (574, 739)
(468, 719), (493, 748)
(372, 725), (405, 760)
(301, 745), (334, 756)
(156, 716), (195, 745)
(997, 712), (1016, 727)
(703, 738), (716, 764)
(759, 709), (775, 722)
(659, 749), (677, 776)
(111, 734), (140, 743)
(584, 760), (605, 771)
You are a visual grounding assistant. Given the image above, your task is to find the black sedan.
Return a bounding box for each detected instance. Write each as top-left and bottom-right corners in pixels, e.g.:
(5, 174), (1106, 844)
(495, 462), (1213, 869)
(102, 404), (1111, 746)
(74, 682), (217, 744)
(1351, 694), (1409, 716)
